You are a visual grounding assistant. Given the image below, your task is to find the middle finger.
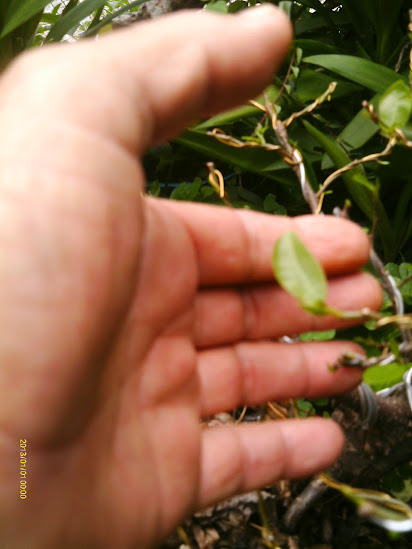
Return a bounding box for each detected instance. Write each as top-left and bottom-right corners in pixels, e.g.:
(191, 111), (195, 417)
(193, 271), (382, 348)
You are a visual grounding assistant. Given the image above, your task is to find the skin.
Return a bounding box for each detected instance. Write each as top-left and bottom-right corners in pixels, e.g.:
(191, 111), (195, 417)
(0, 6), (382, 548)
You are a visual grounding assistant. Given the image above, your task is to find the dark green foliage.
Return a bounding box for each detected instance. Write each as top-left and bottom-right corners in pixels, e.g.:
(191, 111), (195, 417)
(164, 1), (412, 266)
(0, 0), (147, 68)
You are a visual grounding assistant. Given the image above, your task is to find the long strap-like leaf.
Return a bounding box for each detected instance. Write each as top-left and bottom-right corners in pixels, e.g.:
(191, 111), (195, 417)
(0, 0), (51, 39)
(45, 0), (107, 42)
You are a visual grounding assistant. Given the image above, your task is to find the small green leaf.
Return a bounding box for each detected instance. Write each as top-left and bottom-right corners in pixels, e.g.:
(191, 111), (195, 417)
(296, 398), (315, 417)
(264, 194), (287, 215)
(378, 80), (412, 131)
(272, 232), (327, 314)
(204, 0), (228, 13)
(170, 179), (202, 201)
(300, 329), (336, 342)
(147, 180), (160, 197)
(263, 193), (278, 213)
(364, 362), (410, 392)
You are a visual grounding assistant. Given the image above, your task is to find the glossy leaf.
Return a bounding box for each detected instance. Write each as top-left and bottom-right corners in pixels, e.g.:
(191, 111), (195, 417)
(378, 80), (412, 130)
(337, 95), (380, 150)
(175, 130), (286, 180)
(300, 329), (336, 342)
(304, 54), (406, 93)
(296, 69), (360, 102)
(45, 0), (107, 42)
(322, 94), (381, 169)
(204, 0), (228, 13)
(364, 362), (411, 392)
(272, 231), (327, 314)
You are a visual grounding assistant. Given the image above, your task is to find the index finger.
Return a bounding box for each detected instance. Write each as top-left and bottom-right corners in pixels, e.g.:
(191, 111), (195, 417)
(7, 7), (292, 155)
(156, 199), (371, 285)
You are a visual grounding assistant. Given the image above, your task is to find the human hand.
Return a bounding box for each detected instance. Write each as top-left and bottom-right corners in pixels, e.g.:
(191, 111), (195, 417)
(0, 7), (381, 548)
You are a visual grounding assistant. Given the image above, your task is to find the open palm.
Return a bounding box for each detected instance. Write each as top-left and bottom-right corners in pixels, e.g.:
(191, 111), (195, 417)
(0, 8), (381, 548)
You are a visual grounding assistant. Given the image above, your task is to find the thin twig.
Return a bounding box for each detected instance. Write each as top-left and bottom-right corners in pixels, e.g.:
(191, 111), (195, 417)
(316, 138), (396, 198)
(283, 81), (337, 127)
(273, 49), (296, 106)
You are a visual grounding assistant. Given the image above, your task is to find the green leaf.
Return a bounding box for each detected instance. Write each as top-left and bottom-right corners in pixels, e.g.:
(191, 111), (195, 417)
(302, 120), (375, 215)
(200, 186), (216, 200)
(337, 94), (381, 150)
(295, 69), (360, 102)
(303, 120), (394, 261)
(45, 0), (107, 42)
(194, 85), (280, 130)
(0, 0), (51, 39)
(272, 231), (327, 314)
(279, 1), (292, 18)
(263, 193), (278, 213)
(300, 329), (336, 342)
(204, 0), (228, 13)
(296, 398), (316, 417)
(83, 0), (149, 37)
(398, 263), (412, 305)
(147, 180), (160, 197)
(364, 362), (411, 392)
(237, 188), (262, 206)
(263, 193), (286, 215)
(175, 130), (286, 180)
(170, 179), (202, 202)
(294, 39), (340, 56)
(41, 13), (59, 25)
(378, 80), (412, 131)
(385, 262), (400, 278)
(392, 479), (412, 503)
(304, 54), (406, 93)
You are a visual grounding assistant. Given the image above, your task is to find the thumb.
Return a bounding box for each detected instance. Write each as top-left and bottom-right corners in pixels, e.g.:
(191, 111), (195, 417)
(2, 6), (292, 154)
